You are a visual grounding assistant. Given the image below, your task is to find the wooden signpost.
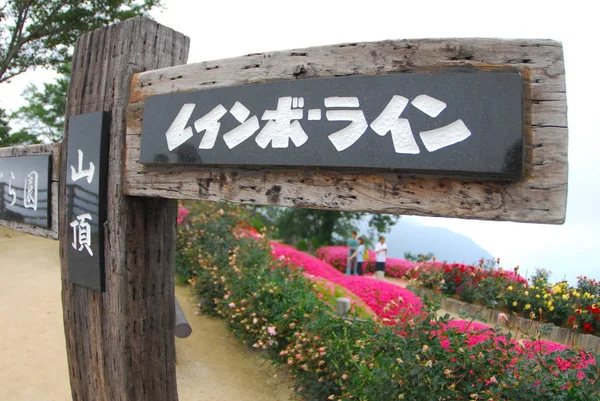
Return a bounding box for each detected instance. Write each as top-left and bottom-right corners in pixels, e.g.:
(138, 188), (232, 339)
(0, 16), (567, 401)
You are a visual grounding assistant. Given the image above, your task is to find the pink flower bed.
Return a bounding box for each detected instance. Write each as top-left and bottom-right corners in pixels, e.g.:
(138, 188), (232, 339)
(274, 242), (588, 362)
(271, 242), (422, 321)
(316, 245), (418, 278)
(432, 320), (596, 374)
(315, 245), (527, 286)
(444, 320), (568, 351)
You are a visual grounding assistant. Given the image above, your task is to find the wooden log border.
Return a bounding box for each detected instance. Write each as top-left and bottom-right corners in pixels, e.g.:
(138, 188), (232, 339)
(0, 143), (60, 239)
(125, 38), (567, 224)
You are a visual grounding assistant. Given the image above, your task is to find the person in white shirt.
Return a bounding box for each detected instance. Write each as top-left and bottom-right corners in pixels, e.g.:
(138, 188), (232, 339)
(374, 236), (387, 280)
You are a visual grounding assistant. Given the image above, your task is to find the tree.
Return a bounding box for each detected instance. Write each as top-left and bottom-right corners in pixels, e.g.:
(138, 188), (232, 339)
(10, 62), (69, 143)
(0, 106), (39, 146)
(261, 207), (399, 249)
(0, 0), (163, 146)
(0, 0), (162, 84)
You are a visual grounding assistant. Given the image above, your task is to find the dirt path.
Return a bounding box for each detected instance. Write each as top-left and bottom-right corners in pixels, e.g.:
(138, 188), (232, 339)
(175, 285), (299, 401)
(0, 234), (70, 401)
(0, 233), (297, 401)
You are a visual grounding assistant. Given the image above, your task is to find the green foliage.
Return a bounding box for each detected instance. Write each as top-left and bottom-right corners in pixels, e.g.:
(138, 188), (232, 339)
(530, 268), (551, 287)
(0, 0), (163, 84)
(1, 1), (163, 146)
(177, 201), (599, 400)
(10, 62), (69, 143)
(404, 251), (435, 262)
(0, 106), (39, 146)
(295, 238), (309, 252)
(258, 206), (399, 249)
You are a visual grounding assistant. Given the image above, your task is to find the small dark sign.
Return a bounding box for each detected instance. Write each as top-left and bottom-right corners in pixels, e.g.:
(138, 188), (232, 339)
(140, 72), (523, 179)
(0, 155), (52, 228)
(66, 112), (110, 291)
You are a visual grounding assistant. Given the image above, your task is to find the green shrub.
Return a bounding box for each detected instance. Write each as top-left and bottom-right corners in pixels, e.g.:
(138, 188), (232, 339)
(296, 239), (309, 252)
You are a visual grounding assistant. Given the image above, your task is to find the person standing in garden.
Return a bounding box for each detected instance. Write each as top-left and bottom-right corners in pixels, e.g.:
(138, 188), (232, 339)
(374, 236), (387, 280)
(355, 237), (366, 276)
(346, 231), (359, 275)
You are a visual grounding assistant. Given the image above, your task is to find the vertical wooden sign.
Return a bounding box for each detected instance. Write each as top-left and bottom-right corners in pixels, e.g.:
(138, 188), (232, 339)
(66, 112), (109, 291)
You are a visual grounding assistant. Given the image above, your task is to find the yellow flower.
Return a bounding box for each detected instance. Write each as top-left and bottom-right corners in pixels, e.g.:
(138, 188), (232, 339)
(507, 286), (513, 291)
(552, 285), (562, 294)
(524, 291), (529, 296)
(524, 304), (531, 310)
(535, 294), (541, 299)
(549, 306), (555, 311)
(512, 301), (518, 307)
(562, 294), (569, 300)
(547, 300), (553, 306)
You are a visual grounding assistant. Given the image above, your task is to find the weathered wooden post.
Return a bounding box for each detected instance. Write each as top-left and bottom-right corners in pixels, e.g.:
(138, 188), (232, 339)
(58, 17), (189, 401)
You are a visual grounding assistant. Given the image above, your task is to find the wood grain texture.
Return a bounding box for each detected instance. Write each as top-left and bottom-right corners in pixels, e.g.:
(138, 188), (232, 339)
(126, 38), (567, 224)
(59, 17), (189, 401)
(0, 143), (60, 239)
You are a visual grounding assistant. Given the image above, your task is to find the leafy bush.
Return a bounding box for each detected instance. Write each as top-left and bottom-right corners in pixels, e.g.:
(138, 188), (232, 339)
(404, 251), (435, 262)
(296, 239), (309, 252)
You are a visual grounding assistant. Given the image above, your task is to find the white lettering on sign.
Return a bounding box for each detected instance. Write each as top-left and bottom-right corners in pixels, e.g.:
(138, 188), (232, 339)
(23, 171), (39, 210)
(325, 97), (369, 151)
(70, 149), (95, 183)
(223, 102), (260, 149)
(195, 105), (227, 149)
(256, 97), (307, 149)
(8, 171), (16, 206)
(420, 119), (472, 152)
(164, 94), (472, 154)
(0, 170), (40, 210)
(70, 213), (94, 256)
(166, 103), (196, 151)
(370, 95), (419, 154)
(411, 94), (447, 118)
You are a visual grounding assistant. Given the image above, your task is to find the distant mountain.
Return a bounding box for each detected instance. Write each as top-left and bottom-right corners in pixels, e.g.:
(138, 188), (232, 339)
(361, 218), (493, 264)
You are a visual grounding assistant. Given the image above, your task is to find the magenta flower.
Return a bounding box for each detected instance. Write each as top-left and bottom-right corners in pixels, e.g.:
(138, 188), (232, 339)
(177, 204), (190, 224)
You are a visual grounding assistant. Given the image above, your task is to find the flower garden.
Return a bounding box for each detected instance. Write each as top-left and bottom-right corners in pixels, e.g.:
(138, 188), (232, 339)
(176, 201), (599, 400)
(317, 246), (600, 336)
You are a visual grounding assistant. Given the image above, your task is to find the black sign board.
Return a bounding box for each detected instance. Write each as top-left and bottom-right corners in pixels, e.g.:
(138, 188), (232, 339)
(140, 72), (523, 179)
(66, 112), (110, 291)
(0, 155), (52, 228)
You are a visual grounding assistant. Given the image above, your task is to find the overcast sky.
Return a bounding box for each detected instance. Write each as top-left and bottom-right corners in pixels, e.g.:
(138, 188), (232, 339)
(1, 0), (598, 284)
